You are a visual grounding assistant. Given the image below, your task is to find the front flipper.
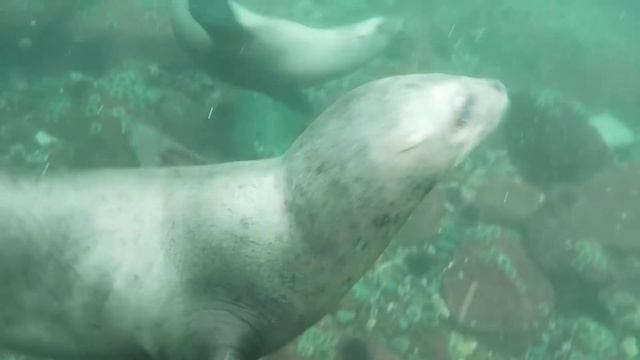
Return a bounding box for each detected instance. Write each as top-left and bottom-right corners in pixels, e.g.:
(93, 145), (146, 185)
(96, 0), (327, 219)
(188, 0), (250, 51)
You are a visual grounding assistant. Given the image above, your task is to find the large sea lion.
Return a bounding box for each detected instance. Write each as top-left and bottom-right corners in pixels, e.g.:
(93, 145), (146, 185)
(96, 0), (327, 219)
(0, 73), (507, 360)
(169, 0), (403, 112)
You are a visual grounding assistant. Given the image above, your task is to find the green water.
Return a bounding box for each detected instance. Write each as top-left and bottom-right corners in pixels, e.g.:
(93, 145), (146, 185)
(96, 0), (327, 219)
(0, 0), (638, 359)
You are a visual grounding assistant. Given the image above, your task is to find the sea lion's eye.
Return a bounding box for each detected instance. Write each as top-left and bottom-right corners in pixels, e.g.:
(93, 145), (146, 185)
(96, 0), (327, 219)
(455, 96), (475, 127)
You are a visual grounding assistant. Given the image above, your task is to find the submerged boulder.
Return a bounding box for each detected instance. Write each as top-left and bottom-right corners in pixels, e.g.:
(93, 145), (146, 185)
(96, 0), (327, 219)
(471, 175), (546, 226)
(502, 91), (613, 188)
(0, 0), (81, 50)
(394, 186), (447, 246)
(523, 164), (640, 278)
(442, 233), (555, 354)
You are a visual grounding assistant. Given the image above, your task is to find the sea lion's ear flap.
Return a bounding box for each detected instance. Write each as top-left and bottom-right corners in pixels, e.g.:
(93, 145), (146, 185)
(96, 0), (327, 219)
(188, 0), (251, 47)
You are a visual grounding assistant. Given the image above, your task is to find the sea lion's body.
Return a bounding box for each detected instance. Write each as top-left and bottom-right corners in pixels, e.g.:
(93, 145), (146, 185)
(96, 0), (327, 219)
(0, 162), (291, 359)
(0, 74), (508, 360)
(169, 0), (402, 112)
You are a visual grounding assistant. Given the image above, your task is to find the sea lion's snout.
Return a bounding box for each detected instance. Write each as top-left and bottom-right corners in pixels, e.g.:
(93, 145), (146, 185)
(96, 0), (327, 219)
(487, 79), (507, 94)
(384, 75), (509, 169)
(489, 78), (509, 115)
(356, 16), (403, 39)
(379, 16), (405, 35)
(444, 76), (508, 165)
(469, 77), (509, 130)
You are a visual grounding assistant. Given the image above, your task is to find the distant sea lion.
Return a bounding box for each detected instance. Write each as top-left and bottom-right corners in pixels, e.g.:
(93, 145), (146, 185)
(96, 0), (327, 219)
(0, 73), (507, 360)
(169, 0), (403, 112)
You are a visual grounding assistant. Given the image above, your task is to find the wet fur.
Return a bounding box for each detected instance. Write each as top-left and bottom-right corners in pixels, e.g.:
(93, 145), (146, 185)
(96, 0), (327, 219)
(0, 74), (507, 360)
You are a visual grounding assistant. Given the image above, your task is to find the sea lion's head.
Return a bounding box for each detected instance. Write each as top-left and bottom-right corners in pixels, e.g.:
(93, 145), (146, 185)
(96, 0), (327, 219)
(351, 16), (404, 43)
(388, 74), (508, 171)
(278, 75), (507, 353)
(283, 73), (507, 260)
(286, 74), (508, 185)
(329, 16), (403, 66)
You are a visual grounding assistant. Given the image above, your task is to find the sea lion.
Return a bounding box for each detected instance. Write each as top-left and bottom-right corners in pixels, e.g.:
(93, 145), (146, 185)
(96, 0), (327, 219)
(169, 0), (403, 112)
(0, 73), (507, 360)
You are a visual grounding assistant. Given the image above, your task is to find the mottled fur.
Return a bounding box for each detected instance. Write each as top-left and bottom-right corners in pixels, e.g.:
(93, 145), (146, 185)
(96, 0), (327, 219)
(0, 74), (507, 360)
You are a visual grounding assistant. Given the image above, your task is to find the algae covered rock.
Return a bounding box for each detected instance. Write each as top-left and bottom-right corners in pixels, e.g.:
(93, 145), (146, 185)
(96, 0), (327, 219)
(394, 186), (447, 246)
(523, 164), (640, 279)
(600, 279), (640, 334)
(442, 232), (555, 353)
(0, 0), (82, 49)
(471, 175), (546, 225)
(527, 317), (627, 360)
(502, 91), (612, 188)
(334, 336), (399, 360)
(571, 165), (640, 252)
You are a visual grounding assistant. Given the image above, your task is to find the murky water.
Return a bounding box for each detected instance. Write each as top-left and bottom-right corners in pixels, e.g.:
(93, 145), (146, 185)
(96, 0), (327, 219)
(0, 1), (638, 359)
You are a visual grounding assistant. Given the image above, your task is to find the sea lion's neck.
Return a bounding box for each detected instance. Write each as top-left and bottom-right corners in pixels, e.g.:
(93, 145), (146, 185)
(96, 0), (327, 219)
(282, 148), (435, 285)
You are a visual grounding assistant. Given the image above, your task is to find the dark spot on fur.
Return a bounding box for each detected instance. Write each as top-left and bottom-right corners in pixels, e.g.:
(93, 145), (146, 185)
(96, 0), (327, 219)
(315, 162), (327, 175)
(352, 236), (363, 247)
(372, 214), (391, 228)
(282, 272), (297, 287)
(240, 218), (252, 228)
(424, 183), (436, 196)
(336, 255), (348, 268)
(329, 179), (350, 198)
(357, 241), (369, 251)
(401, 82), (423, 92)
(353, 176), (367, 186)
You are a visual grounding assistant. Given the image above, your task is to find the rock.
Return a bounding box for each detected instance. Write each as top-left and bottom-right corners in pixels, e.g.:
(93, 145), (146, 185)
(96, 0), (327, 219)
(502, 91), (613, 188)
(129, 87), (230, 164)
(69, 1), (172, 42)
(0, 1), (187, 77)
(521, 165), (640, 328)
(66, 1), (187, 68)
(126, 120), (208, 167)
(262, 341), (311, 360)
(528, 317), (626, 360)
(472, 176), (545, 225)
(394, 186), (447, 246)
(523, 214), (616, 285)
(334, 335), (399, 360)
(600, 279), (640, 334)
(523, 164), (640, 280)
(572, 165), (640, 251)
(404, 327), (451, 360)
(0, 1), (112, 76)
(620, 336), (639, 359)
(266, 333), (401, 360)
(334, 310), (357, 326)
(0, 0), (81, 49)
(588, 112), (636, 151)
(442, 233), (555, 354)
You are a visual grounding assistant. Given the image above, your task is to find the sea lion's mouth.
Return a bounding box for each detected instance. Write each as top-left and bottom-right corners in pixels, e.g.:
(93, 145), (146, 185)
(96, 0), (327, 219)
(399, 143), (420, 153)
